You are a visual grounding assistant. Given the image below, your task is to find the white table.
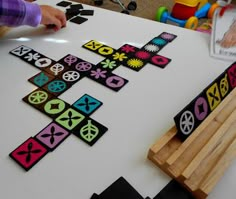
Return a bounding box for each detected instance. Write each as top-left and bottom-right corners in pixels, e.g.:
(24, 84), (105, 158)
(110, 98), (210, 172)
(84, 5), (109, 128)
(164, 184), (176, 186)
(0, 0), (234, 198)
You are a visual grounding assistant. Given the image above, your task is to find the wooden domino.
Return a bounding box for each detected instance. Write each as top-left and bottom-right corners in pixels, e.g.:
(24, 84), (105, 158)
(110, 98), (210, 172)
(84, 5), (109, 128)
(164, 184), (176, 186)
(148, 88), (236, 199)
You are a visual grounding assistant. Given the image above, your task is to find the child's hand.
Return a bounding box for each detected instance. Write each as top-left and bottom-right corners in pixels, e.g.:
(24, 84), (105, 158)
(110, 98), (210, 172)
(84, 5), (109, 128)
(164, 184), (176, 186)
(40, 5), (66, 31)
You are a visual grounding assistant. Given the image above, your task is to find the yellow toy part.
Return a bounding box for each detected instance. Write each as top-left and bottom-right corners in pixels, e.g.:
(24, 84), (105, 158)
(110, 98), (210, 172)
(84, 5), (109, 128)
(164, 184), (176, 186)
(184, 16), (199, 29)
(175, 0), (208, 8)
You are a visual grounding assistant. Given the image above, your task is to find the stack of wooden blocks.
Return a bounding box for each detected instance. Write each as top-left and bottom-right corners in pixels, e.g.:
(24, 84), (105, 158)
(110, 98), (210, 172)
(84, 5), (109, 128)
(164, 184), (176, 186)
(148, 84), (236, 198)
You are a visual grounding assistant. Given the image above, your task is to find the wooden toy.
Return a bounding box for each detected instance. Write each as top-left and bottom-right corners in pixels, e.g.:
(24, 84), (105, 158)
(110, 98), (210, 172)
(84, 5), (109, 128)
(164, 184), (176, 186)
(148, 87), (236, 199)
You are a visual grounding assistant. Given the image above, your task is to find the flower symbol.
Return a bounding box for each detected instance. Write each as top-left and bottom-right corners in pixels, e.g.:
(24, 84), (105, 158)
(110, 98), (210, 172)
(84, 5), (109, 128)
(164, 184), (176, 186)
(101, 59), (117, 69)
(112, 52), (128, 61)
(90, 68), (107, 79)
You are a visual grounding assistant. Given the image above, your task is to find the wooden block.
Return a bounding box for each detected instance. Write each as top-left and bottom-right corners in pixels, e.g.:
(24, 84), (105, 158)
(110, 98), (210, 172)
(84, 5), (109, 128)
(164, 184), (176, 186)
(183, 109), (236, 192)
(181, 102), (236, 180)
(148, 126), (177, 160)
(199, 130), (236, 198)
(147, 88), (236, 199)
(166, 91), (236, 179)
(166, 89), (236, 168)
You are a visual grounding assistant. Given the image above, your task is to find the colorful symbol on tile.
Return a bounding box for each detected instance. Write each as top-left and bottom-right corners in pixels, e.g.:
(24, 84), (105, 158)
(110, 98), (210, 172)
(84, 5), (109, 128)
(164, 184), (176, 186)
(9, 137), (48, 171)
(160, 32), (177, 42)
(55, 108), (85, 130)
(73, 118), (108, 146)
(62, 70), (80, 82)
(35, 122), (70, 151)
(100, 58), (118, 70)
(24, 52), (40, 61)
(47, 80), (67, 93)
(227, 63), (236, 88)
(84, 40), (103, 51)
(49, 63), (65, 75)
(28, 90), (49, 105)
(75, 61), (93, 71)
(31, 72), (54, 87)
(206, 83), (221, 111)
(120, 44), (136, 53)
(112, 52), (128, 61)
(127, 58), (144, 70)
(143, 44), (160, 53)
(73, 94), (102, 116)
(151, 55), (170, 67)
(44, 98), (67, 116)
(106, 75), (126, 88)
(219, 73), (230, 98)
(10, 45), (32, 56)
(179, 110), (195, 135)
(194, 97), (208, 121)
(64, 55), (78, 66)
(98, 46), (114, 56)
(90, 68), (107, 79)
(35, 58), (52, 68)
(135, 50), (151, 60)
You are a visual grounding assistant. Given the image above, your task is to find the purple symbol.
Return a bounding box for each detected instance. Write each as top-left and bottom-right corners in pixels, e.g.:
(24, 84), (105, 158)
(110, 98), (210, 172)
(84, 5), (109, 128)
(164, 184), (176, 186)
(194, 97), (208, 121)
(64, 55), (78, 66)
(35, 122), (70, 151)
(160, 32), (176, 41)
(75, 62), (93, 71)
(106, 76), (125, 88)
(90, 68), (107, 79)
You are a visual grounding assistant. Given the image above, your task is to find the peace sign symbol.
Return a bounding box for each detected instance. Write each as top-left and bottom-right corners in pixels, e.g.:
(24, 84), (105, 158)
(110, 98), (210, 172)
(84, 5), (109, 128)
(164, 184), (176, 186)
(28, 90), (48, 104)
(48, 80), (66, 93)
(62, 71), (80, 82)
(75, 62), (92, 71)
(179, 110), (195, 135)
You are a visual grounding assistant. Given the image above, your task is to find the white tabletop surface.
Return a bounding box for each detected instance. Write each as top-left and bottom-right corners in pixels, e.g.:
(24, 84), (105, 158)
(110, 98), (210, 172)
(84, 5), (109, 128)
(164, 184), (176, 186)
(0, 0), (235, 199)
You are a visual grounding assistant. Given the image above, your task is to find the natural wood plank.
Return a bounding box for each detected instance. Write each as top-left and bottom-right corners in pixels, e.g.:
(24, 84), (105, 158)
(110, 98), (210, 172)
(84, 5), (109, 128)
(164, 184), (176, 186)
(184, 110), (236, 192)
(148, 126), (177, 158)
(166, 89), (236, 168)
(200, 127), (236, 196)
(181, 98), (236, 180)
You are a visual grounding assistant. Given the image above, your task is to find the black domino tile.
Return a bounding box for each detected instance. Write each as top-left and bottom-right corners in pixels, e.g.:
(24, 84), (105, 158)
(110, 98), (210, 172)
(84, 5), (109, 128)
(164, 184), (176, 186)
(56, 1), (72, 7)
(22, 88), (54, 111)
(90, 177), (148, 199)
(72, 117), (108, 146)
(28, 71), (55, 88)
(226, 62), (236, 89)
(39, 97), (70, 119)
(9, 45), (33, 58)
(153, 180), (195, 199)
(42, 78), (72, 97)
(9, 137), (48, 171)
